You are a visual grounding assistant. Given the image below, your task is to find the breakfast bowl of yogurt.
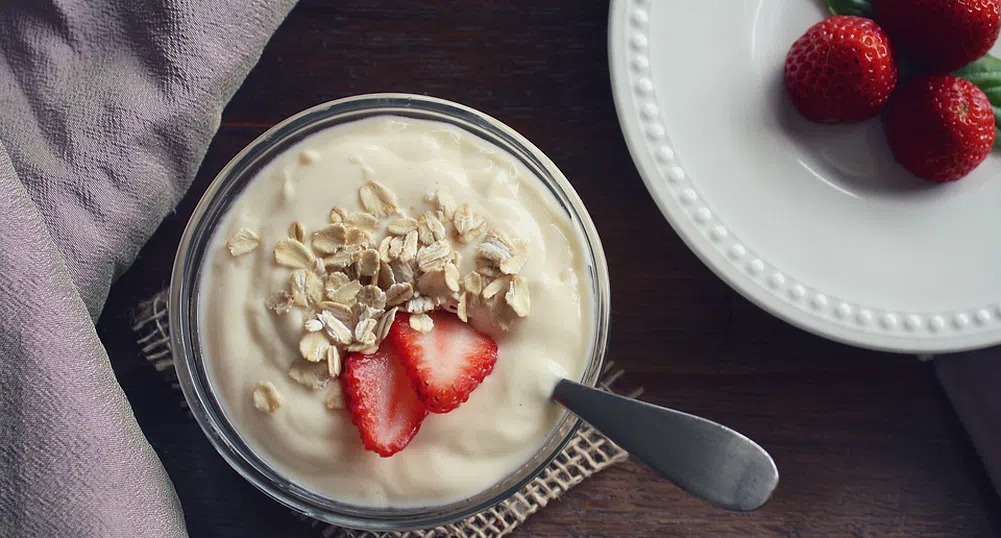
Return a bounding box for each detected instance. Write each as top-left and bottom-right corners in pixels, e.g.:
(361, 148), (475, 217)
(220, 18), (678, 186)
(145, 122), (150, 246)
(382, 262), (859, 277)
(169, 93), (610, 531)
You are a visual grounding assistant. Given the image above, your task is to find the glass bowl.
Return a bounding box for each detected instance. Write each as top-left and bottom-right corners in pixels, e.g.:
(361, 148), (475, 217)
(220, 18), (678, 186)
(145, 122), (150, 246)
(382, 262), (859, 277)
(169, 93), (611, 532)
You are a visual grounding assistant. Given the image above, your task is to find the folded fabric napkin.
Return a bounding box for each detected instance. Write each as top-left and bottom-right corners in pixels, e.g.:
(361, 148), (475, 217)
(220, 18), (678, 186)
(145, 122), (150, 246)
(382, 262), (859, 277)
(935, 351), (1001, 494)
(0, 1), (295, 536)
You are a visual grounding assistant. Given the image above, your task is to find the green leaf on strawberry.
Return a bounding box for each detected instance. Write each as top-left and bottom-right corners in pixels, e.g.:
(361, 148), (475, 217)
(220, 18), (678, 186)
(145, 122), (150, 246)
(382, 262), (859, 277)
(824, 0), (872, 17)
(954, 54), (1001, 149)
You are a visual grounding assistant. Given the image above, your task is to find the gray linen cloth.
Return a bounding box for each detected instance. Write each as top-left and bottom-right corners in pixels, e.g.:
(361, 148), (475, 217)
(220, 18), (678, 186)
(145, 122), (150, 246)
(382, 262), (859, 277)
(0, 0), (295, 536)
(937, 353), (1001, 494)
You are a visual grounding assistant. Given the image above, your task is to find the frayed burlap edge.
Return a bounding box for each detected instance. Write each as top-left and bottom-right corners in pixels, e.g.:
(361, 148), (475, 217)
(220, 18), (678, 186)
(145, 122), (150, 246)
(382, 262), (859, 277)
(132, 291), (634, 538)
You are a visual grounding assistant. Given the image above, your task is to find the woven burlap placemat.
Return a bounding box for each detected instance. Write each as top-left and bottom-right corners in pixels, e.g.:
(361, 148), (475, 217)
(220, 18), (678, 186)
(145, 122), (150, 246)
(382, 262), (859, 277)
(132, 291), (633, 538)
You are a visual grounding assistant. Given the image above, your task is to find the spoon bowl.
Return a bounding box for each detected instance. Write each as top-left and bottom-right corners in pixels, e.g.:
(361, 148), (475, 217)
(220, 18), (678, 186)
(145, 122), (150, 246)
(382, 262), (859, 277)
(552, 378), (779, 511)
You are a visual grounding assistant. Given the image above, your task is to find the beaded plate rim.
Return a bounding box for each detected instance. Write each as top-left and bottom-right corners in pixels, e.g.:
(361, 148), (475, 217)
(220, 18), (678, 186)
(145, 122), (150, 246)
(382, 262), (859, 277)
(607, 0), (1001, 353)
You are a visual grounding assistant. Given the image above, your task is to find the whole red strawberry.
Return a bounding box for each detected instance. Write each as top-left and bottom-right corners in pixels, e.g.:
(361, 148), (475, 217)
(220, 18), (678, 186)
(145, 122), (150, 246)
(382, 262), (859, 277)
(874, 0), (1001, 73)
(784, 15), (898, 123)
(884, 75), (995, 182)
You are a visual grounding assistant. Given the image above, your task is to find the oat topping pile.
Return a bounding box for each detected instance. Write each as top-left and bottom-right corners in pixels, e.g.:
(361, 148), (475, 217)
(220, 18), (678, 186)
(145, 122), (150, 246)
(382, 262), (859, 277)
(225, 180), (532, 415)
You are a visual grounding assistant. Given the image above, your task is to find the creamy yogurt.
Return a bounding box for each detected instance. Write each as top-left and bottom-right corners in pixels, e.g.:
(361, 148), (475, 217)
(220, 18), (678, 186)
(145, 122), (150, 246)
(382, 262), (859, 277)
(199, 116), (593, 508)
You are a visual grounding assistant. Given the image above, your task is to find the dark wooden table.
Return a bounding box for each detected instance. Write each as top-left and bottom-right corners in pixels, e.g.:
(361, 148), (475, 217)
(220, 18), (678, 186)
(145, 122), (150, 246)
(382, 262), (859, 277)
(96, 1), (1001, 536)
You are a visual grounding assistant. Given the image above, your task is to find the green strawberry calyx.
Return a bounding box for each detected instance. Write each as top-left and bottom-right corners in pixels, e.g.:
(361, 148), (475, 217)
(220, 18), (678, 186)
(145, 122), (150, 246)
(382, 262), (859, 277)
(824, 0), (872, 17)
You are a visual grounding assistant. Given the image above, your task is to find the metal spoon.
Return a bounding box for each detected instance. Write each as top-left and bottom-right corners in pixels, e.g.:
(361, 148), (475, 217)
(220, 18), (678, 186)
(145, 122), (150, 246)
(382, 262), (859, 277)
(552, 378), (779, 511)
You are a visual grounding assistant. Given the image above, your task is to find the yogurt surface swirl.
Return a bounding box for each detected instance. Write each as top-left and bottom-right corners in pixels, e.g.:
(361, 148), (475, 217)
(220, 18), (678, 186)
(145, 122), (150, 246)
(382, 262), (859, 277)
(199, 116), (593, 507)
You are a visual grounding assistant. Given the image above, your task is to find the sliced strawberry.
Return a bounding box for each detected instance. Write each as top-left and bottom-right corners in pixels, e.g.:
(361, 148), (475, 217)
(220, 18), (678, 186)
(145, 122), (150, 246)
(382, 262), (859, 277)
(341, 342), (428, 457)
(389, 311), (499, 414)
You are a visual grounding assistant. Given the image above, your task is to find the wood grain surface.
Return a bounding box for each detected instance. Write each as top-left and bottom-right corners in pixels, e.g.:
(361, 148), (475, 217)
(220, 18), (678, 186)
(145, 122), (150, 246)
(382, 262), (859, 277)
(96, 1), (1001, 536)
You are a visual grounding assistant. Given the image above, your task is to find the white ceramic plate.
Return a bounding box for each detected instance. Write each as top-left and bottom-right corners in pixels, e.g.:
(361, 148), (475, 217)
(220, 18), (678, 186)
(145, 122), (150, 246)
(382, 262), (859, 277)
(609, 0), (1001, 353)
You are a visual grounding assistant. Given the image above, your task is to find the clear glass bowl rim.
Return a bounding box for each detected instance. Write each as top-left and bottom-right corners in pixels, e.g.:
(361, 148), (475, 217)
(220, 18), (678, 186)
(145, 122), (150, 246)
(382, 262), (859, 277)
(169, 93), (612, 532)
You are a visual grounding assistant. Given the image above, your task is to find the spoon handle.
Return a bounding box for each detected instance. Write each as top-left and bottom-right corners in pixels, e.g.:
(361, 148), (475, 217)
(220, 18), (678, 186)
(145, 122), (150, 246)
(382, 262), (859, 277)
(552, 378), (779, 512)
